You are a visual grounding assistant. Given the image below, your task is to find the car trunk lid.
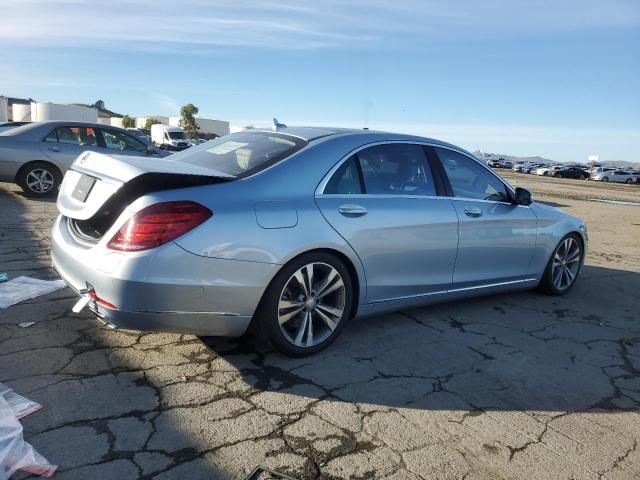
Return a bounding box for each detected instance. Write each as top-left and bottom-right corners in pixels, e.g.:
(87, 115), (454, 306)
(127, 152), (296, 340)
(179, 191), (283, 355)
(57, 151), (233, 221)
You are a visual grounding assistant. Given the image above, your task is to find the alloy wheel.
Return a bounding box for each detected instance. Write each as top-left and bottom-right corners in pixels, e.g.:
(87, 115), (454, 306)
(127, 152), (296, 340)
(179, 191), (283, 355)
(26, 168), (55, 193)
(278, 262), (346, 347)
(552, 237), (581, 290)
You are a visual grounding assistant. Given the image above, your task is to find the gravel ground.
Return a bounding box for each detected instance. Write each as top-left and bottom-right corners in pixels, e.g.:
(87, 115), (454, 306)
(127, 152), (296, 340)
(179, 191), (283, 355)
(0, 174), (639, 480)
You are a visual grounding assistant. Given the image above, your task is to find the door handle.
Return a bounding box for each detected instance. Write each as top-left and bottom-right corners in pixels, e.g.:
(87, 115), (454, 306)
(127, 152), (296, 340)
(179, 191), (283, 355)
(339, 204), (367, 217)
(48, 147), (60, 152)
(463, 206), (483, 218)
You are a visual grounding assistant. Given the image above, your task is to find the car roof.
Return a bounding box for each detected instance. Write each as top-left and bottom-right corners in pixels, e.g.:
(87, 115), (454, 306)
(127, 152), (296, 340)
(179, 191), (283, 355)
(0, 120), (128, 137)
(253, 126), (460, 150)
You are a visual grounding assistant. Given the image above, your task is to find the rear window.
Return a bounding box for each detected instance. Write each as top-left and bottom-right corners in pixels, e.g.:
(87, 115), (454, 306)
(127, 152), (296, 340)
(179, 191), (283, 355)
(168, 132), (307, 177)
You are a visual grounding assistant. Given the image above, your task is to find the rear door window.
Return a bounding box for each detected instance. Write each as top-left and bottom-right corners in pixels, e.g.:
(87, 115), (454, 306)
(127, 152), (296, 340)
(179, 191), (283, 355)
(47, 127), (97, 146)
(168, 131), (307, 178)
(324, 156), (363, 194)
(357, 144), (436, 196)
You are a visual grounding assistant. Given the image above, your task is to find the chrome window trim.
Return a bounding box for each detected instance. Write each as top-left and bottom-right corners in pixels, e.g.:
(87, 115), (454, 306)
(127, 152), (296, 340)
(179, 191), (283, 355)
(315, 140), (516, 201)
(314, 193), (450, 201)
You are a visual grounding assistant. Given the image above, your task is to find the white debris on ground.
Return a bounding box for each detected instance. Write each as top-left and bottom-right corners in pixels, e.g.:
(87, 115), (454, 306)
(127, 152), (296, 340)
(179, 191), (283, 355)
(0, 383), (57, 478)
(0, 276), (65, 309)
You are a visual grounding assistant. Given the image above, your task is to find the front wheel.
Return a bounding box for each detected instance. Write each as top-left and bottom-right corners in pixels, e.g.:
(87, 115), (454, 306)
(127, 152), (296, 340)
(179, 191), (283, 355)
(625, 178), (633, 184)
(255, 253), (354, 357)
(602, 177), (609, 182)
(538, 234), (583, 295)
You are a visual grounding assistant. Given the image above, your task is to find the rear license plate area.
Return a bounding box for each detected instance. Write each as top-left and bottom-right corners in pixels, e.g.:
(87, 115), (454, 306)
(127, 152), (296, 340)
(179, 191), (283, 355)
(72, 174), (97, 202)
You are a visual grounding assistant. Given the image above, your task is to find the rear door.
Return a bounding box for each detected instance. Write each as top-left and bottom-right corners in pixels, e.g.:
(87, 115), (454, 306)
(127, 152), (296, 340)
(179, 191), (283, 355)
(315, 143), (459, 303)
(41, 125), (103, 170)
(434, 147), (538, 288)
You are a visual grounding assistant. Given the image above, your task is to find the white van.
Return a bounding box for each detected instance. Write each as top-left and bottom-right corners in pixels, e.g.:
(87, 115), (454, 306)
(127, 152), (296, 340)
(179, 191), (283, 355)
(150, 124), (190, 151)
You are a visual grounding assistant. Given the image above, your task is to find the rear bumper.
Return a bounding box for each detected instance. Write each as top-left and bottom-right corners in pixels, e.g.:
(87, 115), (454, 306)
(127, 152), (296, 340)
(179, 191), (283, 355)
(51, 215), (278, 336)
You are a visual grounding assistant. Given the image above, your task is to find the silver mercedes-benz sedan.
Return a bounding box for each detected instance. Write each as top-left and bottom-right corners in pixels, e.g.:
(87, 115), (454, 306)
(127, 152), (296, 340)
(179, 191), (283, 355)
(51, 127), (587, 356)
(0, 121), (167, 197)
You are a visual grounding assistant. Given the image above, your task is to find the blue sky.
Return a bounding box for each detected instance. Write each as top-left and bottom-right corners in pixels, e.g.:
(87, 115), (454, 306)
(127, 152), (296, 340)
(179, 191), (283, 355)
(2, 0), (639, 162)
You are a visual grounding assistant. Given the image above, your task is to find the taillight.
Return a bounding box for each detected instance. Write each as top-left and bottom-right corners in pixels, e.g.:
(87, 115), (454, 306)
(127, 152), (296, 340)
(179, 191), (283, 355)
(107, 201), (212, 251)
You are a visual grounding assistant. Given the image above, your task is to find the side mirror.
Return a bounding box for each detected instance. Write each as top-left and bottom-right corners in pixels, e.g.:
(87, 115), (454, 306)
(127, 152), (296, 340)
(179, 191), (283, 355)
(146, 145), (155, 155)
(514, 187), (533, 206)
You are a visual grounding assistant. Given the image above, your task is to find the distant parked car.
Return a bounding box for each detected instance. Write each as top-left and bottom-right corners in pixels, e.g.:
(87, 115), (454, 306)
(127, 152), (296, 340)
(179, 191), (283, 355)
(522, 163), (544, 174)
(125, 127), (152, 143)
(502, 160), (514, 169)
(587, 167), (615, 178)
(0, 121), (31, 133)
(591, 170), (638, 184)
(0, 121), (168, 197)
(487, 159), (502, 168)
(551, 166), (589, 180)
(536, 165), (562, 176)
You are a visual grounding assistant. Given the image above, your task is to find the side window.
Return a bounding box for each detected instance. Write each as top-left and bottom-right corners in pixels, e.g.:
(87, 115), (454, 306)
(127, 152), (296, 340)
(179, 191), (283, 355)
(53, 127), (97, 146)
(357, 144), (436, 196)
(324, 156), (363, 194)
(436, 148), (509, 202)
(101, 130), (147, 152)
(44, 130), (58, 143)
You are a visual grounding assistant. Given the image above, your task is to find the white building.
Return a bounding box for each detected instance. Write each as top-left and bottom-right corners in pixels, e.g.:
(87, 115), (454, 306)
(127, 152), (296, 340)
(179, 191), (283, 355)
(136, 116), (169, 129)
(168, 116), (229, 137)
(0, 97), (8, 122)
(9, 102), (98, 123)
(12, 103), (32, 121)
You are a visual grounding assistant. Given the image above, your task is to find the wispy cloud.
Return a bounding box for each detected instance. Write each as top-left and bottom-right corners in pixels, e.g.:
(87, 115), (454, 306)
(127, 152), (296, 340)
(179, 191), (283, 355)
(2, 0), (638, 52)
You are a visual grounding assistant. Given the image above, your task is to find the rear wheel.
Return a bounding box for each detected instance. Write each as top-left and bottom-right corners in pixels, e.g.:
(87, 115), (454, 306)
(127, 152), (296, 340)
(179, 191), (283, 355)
(17, 162), (61, 197)
(625, 178), (633, 184)
(255, 252), (354, 357)
(538, 234), (583, 295)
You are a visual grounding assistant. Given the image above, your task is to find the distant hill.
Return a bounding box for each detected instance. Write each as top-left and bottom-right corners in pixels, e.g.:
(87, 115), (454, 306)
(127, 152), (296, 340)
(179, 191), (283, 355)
(473, 151), (639, 169)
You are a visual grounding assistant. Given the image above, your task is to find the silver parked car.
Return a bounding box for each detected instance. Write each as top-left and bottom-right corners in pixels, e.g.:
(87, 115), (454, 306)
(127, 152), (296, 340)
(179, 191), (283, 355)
(591, 169), (638, 184)
(0, 121), (167, 197)
(51, 127), (588, 356)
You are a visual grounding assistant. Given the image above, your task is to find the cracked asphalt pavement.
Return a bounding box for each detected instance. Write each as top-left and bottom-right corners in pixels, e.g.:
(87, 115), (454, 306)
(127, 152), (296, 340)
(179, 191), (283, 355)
(1, 175), (639, 480)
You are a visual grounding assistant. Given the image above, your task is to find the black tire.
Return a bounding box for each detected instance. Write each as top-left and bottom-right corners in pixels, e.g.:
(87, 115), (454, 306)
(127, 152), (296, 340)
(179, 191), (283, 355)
(602, 177), (609, 182)
(537, 233), (584, 296)
(17, 162), (62, 197)
(255, 252), (354, 357)
(625, 178), (633, 184)
(543, 171), (548, 176)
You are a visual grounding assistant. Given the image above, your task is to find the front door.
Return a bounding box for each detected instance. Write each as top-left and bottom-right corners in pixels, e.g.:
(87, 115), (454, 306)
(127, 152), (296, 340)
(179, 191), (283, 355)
(316, 143), (459, 303)
(434, 147), (538, 287)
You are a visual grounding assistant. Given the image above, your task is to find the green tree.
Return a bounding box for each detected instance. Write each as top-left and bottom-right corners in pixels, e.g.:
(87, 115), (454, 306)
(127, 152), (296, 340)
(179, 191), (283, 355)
(179, 103), (199, 138)
(93, 100), (105, 110)
(144, 117), (161, 130)
(121, 115), (135, 128)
